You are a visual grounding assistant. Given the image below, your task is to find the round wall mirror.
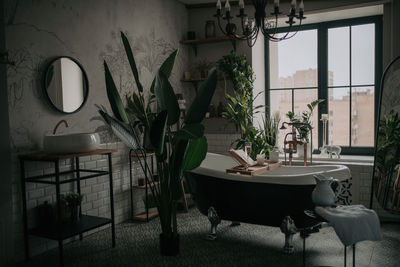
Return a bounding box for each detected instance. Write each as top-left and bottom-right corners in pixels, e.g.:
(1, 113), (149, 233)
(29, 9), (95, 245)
(43, 56), (88, 113)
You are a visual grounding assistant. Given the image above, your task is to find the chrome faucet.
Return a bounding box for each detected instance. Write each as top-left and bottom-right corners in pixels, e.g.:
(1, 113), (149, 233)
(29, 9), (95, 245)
(53, 119), (69, 135)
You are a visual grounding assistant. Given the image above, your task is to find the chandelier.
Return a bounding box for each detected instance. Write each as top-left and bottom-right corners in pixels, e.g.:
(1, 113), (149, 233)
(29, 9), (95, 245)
(214, 0), (306, 47)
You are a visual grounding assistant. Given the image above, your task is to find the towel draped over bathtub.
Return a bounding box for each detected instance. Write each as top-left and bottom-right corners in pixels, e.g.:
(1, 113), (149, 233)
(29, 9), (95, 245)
(315, 205), (382, 246)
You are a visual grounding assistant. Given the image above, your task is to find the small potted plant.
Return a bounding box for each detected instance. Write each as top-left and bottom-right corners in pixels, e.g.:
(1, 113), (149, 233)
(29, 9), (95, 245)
(195, 59), (214, 79)
(62, 193), (83, 223)
(286, 99), (324, 158)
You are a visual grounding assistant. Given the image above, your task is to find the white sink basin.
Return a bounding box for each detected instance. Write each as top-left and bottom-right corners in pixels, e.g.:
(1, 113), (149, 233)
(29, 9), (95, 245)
(43, 132), (100, 154)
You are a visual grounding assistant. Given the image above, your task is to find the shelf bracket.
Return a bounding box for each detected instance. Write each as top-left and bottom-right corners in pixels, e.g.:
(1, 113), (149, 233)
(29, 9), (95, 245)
(231, 40), (237, 51)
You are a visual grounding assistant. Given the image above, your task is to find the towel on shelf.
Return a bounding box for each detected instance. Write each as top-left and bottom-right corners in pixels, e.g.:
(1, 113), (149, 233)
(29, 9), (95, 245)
(315, 205), (382, 246)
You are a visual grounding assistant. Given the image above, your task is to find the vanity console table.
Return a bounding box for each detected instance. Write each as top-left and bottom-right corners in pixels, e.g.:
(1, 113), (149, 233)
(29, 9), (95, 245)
(19, 149), (117, 267)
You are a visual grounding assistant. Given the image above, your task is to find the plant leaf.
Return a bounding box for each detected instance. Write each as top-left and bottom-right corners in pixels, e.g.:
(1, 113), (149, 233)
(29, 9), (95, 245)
(173, 123), (204, 140)
(170, 139), (188, 200)
(150, 50), (178, 94)
(99, 110), (138, 149)
(150, 110), (168, 157)
(104, 61), (129, 123)
(121, 32), (143, 93)
(182, 136), (208, 171)
(154, 70), (180, 125)
(185, 68), (217, 124)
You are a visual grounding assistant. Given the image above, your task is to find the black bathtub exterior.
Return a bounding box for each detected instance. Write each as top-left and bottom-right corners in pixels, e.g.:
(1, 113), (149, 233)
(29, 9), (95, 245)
(185, 171), (317, 228)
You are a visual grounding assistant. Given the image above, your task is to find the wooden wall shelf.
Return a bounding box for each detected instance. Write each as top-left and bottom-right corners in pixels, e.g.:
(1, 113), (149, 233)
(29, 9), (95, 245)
(180, 35), (243, 56)
(181, 35), (239, 45)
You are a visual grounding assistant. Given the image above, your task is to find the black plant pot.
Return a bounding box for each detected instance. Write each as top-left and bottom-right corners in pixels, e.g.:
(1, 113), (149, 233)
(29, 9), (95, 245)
(159, 233), (180, 256)
(70, 205), (80, 223)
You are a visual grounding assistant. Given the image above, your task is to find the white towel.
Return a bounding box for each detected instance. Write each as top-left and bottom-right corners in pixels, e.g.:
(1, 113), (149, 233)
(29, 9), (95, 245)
(315, 205), (382, 246)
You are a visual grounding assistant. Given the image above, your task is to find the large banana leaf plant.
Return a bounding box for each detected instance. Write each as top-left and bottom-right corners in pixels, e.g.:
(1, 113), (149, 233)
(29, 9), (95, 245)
(99, 32), (217, 240)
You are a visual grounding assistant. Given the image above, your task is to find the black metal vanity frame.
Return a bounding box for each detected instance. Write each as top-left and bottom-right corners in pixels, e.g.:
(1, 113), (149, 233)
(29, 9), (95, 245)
(19, 149), (116, 267)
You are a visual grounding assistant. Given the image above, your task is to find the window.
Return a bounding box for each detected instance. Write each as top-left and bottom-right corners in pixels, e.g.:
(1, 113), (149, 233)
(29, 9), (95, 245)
(269, 29), (319, 150)
(266, 16), (382, 155)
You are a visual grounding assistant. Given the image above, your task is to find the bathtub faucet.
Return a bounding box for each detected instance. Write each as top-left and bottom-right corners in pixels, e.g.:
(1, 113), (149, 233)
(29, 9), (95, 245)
(280, 122), (313, 166)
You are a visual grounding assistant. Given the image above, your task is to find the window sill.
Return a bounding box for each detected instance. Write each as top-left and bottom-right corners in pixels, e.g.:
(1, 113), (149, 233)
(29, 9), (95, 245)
(281, 153), (374, 166)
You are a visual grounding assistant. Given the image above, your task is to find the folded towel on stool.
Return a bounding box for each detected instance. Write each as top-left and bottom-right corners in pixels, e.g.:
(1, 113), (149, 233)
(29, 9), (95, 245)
(315, 205), (382, 246)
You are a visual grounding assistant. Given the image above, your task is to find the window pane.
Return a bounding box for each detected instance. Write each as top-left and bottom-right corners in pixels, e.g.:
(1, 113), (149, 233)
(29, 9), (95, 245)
(328, 87), (350, 146)
(328, 27), (350, 86)
(351, 24), (375, 85)
(294, 89), (319, 148)
(269, 30), (318, 89)
(269, 90), (292, 149)
(351, 87), (374, 146)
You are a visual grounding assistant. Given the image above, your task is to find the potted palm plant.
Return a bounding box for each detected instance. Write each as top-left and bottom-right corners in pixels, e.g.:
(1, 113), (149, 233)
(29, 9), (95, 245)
(217, 51), (279, 160)
(99, 32), (217, 256)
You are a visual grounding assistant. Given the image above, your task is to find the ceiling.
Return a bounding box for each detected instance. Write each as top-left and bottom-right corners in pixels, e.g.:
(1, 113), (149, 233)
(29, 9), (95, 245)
(178, 0), (214, 4)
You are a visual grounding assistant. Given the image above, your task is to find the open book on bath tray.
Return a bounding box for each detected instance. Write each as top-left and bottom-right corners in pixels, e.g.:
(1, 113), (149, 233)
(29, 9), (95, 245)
(227, 149), (282, 176)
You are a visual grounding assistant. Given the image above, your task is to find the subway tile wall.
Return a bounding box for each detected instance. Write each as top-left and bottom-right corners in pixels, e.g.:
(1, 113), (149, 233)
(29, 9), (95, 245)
(205, 133), (241, 155)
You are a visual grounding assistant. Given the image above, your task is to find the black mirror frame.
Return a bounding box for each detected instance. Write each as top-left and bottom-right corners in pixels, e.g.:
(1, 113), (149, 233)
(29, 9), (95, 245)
(369, 55), (400, 210)
(43, 56), (89, 114)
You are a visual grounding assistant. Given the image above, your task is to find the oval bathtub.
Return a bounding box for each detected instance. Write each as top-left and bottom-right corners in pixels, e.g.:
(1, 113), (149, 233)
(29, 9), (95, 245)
(185, 153), (351, 228)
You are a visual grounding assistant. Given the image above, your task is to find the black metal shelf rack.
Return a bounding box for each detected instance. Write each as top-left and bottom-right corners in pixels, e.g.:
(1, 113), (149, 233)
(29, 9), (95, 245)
(19, 149), (117, 267)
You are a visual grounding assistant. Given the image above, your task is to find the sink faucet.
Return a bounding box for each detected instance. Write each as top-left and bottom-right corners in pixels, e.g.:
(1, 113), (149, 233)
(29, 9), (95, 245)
(53, 119), (69, 135)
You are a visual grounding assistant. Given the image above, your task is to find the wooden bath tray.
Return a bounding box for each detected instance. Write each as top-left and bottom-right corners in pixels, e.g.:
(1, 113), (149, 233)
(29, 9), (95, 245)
(226, 161), (282, 176)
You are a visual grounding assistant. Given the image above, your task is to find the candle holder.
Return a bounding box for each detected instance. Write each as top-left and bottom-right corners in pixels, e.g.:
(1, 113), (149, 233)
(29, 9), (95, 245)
(320, 114), (329, 157)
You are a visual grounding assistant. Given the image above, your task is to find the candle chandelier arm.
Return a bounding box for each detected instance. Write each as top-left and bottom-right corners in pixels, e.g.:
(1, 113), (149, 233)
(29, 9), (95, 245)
(213, 0), (305, 46)
(215, 14), (228, 36)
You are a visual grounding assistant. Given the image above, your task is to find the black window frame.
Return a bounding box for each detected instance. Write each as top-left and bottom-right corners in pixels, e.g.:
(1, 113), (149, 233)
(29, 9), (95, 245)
(265, 15), (383, 155)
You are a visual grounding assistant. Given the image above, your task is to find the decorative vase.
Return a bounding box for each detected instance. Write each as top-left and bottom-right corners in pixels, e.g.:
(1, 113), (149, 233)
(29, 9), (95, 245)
(269, 146), (280, 163)
(200, 70), (208, 79)
(187, 31), (196, 40)
(217, 101), (225, 117)
(37, 201), (54, 227)
(209, 104), (216, 117)
(184, 71), (191, 80)
(160, 233), (180, 256)
(205, 20), (216, 38)
(297, 143), (312, 159)
(312, 174), (341, 207)
(138, 178), (145, 186)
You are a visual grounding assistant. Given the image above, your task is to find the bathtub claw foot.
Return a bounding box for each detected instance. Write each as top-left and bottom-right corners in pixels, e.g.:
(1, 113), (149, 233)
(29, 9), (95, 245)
(207, 207), (221, 240)
(280, 216), (298, 254)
